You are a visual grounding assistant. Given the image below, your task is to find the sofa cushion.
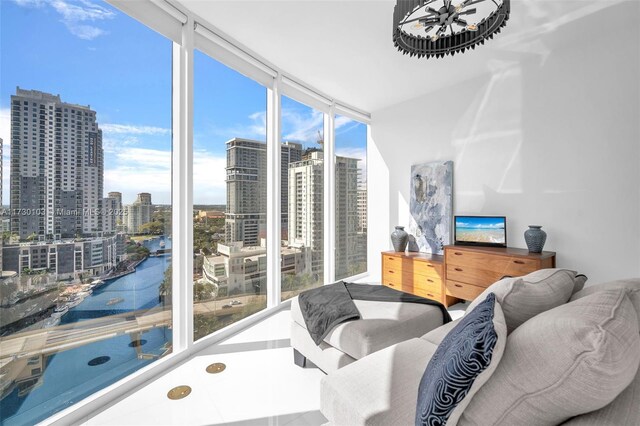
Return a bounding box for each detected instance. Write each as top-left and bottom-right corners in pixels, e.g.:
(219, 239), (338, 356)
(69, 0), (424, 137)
(416, 293), (507, 426)
(291, 296), (444, 359)
(459, 289), (640, 426)
(421, 318), (461, 346)
(571, 278), (640, 328)
(321, 337), (437, 426)
(561, 363), (640, 426)
(466, 268), (577, 333)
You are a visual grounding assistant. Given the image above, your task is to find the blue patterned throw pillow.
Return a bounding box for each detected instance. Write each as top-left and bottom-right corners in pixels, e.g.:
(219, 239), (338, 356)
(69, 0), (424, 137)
(415, 293), (506, 426)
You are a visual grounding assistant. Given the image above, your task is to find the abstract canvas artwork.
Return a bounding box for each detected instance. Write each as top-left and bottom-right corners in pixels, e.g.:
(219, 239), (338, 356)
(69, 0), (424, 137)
(408, 161), (453, 255)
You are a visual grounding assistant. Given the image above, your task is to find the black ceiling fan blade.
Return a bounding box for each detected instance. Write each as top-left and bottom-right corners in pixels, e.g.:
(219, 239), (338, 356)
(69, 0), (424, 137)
(462, 0), (487, 7)
(402, 15), (440, 26)
(454, 18), (468, 26)
(457, 8), (477, 16)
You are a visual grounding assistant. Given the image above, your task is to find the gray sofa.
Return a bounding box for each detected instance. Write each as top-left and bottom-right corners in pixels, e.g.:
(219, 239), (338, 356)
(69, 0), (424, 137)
(291, 296), (446, 373)
(318, 271), (640, 426)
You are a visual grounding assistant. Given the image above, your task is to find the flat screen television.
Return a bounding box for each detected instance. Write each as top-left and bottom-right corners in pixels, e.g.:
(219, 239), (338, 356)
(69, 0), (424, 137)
(454, 216), (507, 247)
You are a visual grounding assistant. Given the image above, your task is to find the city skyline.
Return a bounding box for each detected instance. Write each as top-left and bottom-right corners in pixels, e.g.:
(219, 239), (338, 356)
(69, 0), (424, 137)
(0, 0), (367, 206)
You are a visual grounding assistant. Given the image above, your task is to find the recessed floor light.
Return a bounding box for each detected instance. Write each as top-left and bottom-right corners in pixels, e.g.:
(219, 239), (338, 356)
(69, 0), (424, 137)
(167, 385), (192, 400)
(129, 339), (147, 347)
(87, 356), (110, 366)
(206, 362), (226, 374)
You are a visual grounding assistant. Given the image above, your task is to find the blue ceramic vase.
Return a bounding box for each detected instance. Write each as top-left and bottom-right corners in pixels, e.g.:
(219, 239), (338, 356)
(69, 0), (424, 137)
(524, 225), (547, 253)
(391, 226), (409, 252)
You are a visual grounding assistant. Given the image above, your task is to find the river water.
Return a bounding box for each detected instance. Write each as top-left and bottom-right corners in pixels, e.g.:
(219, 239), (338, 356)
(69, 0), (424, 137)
(1, 237), (172, 426)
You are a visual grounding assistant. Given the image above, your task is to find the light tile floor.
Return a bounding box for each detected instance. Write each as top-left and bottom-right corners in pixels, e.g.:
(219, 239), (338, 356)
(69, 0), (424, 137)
(85, 302), (468, 426)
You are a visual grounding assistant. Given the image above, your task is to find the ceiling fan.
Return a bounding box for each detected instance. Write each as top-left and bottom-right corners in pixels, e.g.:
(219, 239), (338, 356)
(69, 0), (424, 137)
(393, 0), (510, 58)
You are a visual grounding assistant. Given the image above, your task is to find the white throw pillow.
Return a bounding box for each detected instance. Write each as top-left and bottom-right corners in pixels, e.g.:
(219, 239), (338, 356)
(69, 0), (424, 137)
(459, 289), (640, 426)
(466, 268), (577, 333)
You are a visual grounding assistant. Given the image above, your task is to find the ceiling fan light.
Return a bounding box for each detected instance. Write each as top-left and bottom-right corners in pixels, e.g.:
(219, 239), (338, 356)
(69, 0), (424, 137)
(393, 0), (510, 59)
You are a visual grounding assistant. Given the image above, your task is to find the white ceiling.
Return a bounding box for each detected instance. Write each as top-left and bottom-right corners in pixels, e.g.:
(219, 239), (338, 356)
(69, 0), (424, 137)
(178, 0), (628, 113)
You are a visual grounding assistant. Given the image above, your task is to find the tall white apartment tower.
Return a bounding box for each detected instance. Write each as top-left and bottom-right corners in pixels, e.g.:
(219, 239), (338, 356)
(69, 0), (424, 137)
(10, 88), (103, 240)
(335, 156), (361, 279)
(123, 192), (153, 234)
(288, 150), (324, 274)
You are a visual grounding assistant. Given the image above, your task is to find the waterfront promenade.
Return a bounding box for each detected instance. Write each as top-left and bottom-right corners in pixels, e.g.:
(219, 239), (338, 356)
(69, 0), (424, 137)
(0, 295), (250, 362)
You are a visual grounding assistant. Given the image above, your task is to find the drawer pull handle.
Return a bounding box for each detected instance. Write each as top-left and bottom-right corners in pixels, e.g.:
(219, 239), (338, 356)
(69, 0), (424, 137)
(454, 267), (463, 272)
(426, 264), (433, 268)
(513, 260), (525, 264)
(455, 284), (462, 288)
(454, 252), (463, 255)
(427, 293), (434, 298)
(388, 270), (394, 274)
(427, 279), (433, 283)
(387, 283), (394, 287)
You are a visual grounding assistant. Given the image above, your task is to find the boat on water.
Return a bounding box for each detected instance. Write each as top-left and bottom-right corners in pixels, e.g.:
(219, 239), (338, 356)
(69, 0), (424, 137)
(65, 295), (83, 309)
(91, 279), (105, 289)
(51, 305), (68, 319)
(159, 240), (166, 248)
(106, 297), (124, 306)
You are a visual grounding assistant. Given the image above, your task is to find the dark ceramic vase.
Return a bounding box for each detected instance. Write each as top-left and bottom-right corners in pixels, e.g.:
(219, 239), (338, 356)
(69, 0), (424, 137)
(391, 226), (409, 252)
(524, 225), (547, 253)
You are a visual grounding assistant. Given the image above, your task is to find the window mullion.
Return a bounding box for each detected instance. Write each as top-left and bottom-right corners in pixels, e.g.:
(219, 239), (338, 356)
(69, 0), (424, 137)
(266, 74), (282, 307)
(324, 105), (336, 284)
(171, 17), (194, 352)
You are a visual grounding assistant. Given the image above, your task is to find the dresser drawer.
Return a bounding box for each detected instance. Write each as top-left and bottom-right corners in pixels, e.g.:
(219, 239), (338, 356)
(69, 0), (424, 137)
(445, 280), (485, 301)
(446, 264), (506, 287)
(402, 275), (442, 294)
(446, 249), (539, 275)
(410, 259), (443, 279)
(382, 270), (403, 289)
(383, 253), (403, 267)
(410, 286), (441, 302)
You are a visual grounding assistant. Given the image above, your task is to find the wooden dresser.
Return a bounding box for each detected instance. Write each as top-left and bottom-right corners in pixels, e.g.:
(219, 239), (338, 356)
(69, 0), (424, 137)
(381, 251), (458, 307)
(444, 245), (556, 301)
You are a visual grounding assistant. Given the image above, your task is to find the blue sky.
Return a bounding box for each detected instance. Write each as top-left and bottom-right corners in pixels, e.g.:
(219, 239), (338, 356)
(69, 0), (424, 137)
(0, 0), (366, 205)
(455, 216), (506, 229)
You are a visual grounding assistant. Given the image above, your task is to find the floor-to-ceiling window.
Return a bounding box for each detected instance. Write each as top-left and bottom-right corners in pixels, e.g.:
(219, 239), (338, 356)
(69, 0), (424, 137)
(280, 96), (325, 301)
(335, 117), (367, 280)
(0, 1), (173, 424)
(192, 50), (268, 341)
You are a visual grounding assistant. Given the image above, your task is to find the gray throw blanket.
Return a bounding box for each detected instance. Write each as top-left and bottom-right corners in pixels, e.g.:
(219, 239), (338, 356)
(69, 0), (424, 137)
(298, 281), (452, 345)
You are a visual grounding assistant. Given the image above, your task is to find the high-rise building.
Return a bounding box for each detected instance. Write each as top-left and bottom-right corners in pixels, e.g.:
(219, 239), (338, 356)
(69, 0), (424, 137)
(102, 197), (117, 234)
(108, 191), (122, 210)
(335, 156), (361, 279)
(357, 189), (367, 232)
(224, 138), (302, 247)
(280, 141), (303, 238)
(225, 139), (267, 247)
(288, 150), (324, 274)
(106, 191), (123, 233)
(10, 88), (103, 239)
(123, 193), (153, 234)
(287, 151), (366, 279)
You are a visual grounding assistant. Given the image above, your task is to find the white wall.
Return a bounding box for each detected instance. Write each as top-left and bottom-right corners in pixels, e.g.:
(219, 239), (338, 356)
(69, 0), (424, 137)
(368, 1), (640, 284)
